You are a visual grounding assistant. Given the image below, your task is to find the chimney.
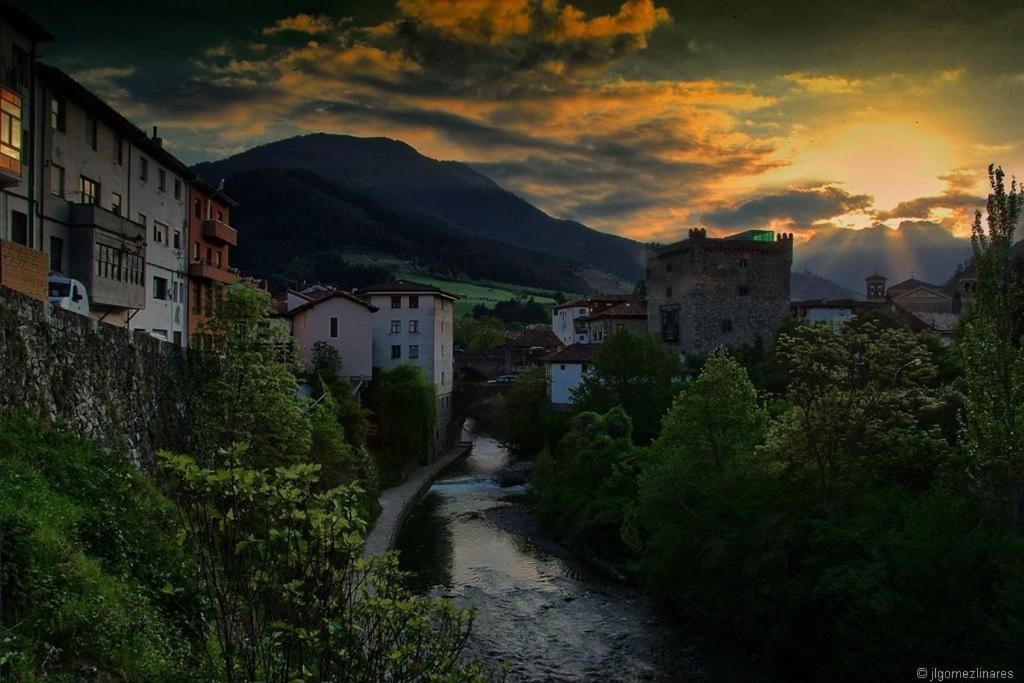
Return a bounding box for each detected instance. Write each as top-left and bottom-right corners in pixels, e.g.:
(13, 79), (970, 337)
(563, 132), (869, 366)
(152, 125), (162, 147)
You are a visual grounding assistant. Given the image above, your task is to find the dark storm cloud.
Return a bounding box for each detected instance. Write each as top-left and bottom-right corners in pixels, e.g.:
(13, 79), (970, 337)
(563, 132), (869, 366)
(307, 101), (576, 154)
(701, 186), (874, 231)
(874, 192), (984, 221)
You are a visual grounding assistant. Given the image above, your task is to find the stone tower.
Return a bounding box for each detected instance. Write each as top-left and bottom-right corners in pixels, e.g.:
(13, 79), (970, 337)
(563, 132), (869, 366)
(866, 274), (887, 302)
(646, 229), (793, 357)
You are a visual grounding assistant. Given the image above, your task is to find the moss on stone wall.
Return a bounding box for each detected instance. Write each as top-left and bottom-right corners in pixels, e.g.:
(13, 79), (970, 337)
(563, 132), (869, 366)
(0, 287), (194, 466)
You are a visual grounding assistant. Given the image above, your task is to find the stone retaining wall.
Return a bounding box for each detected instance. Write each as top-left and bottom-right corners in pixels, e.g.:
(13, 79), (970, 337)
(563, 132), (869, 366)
(0, 286), (192, 466)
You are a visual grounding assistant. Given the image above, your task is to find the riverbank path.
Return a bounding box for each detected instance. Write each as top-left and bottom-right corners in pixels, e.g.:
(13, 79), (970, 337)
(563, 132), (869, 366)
(362, 441), (472, 558)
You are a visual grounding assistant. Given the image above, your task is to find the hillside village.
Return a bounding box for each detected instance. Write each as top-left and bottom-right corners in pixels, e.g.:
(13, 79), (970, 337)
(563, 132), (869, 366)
(2, 1), (1024, 680)
(0, 2), (987, 439)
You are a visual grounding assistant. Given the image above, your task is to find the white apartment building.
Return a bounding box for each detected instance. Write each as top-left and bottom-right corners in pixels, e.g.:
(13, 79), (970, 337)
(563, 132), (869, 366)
(552, 299), (592, 345)
(127, 128), (190, 346)
(356, 281), (457, 401)
(38, 65), (192, 343)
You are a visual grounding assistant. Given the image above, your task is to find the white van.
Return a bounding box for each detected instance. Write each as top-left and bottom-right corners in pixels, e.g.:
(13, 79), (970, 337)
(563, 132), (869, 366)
(48, 276), (90, 316)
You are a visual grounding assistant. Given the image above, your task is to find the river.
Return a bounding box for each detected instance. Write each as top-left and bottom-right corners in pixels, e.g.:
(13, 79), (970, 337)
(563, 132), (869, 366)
(395, 422), (767, 682)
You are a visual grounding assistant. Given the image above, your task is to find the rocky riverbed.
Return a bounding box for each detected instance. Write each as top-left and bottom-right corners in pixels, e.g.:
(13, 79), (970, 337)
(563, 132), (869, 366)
(395, 424), (770, 682)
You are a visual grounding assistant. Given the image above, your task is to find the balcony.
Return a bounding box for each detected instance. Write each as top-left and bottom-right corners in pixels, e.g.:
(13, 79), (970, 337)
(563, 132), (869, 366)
(68, 203), (146, 310)
(202, 219), (237, 246)
(70, 203), (147, 242)
(0, 86), (22, 187)
(189, 260), (238, 284)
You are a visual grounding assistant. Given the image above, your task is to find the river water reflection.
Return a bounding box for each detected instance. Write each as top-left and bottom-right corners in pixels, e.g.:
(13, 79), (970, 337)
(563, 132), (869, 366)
(395, 423), (764, 682)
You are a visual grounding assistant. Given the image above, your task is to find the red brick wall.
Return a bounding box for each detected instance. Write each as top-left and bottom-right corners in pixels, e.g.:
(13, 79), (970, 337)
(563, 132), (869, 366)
(0, 239), (47, 302)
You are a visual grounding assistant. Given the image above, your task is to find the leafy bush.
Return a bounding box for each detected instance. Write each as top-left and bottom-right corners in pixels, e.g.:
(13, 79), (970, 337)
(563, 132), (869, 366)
(0, 412), (201, 680)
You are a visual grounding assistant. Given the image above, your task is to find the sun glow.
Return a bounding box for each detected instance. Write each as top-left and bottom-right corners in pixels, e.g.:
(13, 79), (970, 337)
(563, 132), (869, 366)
(798, 120), (954, 212)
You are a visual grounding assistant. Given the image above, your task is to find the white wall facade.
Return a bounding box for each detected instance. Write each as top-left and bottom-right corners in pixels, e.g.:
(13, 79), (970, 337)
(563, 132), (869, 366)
(40, 85), (135, 326)
(289, 296), (374, 381)
(548, 361), (586, 405)
(366, 291), (454, 398)
(552, 303), (591, 345)
(126, 145), (189, 345)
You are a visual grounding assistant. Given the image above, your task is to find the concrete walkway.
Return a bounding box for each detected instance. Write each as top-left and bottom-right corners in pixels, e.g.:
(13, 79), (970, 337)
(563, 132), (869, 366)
(362, 441), (472, 558)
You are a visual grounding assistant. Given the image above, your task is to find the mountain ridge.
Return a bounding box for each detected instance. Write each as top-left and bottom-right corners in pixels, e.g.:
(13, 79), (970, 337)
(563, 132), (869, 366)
(195, 133), (646, 284)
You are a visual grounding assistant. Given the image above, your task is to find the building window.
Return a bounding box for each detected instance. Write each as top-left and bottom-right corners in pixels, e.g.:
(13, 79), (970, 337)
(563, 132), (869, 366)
(660, 305), (680, 343)
(158, 169), (166, 191)
(409, 344), (419, 359)
(0, 96), (21, 165)
(409, 295), (419, 309)
(390, 320), (401, 334)
(215, 250), (222, 267)
(138, 213), (147, 229)
(10, 210), (27, 245)
(173, 331), (182, 346)
(94, 244), (142, 284)
(193, 198), (202, 218)
(173, 230), (181, 250)
(192, 241), (200, 260)
(49, 236), (63, 272)
(330, 317), (339, 338)
(721, 319), (733, 333)
(153, 276), (169, 300)
(51, 96), (66, 131)
(391, 344), (401, 359)
(391, 296), (401, 309)
(409, 319), (419, 334)
(79, 176), (100, 205)
(173, 178), (182, 200)
(737, 284), (750, 296)
(559, 364), (566, 370)
(50, 164), (65, 197)
(153, 221), (165, 244)
(88, 117), (97, 151)
(139, 157), (148, 182)
(665, 286), (673, 298)
(111, 192), (122, 216)
(738, 258), (749, 269)
(192, 284), (202, 314)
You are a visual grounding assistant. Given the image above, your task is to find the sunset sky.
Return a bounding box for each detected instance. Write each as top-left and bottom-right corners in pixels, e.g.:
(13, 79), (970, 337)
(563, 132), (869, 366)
(27, 0), (1024, 244)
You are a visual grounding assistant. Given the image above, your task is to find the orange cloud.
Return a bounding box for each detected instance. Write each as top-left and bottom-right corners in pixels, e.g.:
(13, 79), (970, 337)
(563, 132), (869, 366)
(262, 14), (335, 36)
(395, 0), (534, 44)
(549, 0), (670, 43)
(782, 72), (862, 94)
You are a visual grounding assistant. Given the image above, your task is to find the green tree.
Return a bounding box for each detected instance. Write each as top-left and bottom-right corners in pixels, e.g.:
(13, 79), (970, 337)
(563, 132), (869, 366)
(534, 408), (639, 555)
(310, 342), (373, 451)
(369, 365), (438, 480)
(159, 449), (488, 682)
(658, 348), (767, 472)
(495, 366), (567, 455)
(572, 329), (684, 444)
(762, 318), (946, 506)
(454, 315), (505, 352)
(961, 165), (1024, 527)
(192, 284), (310, 468)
